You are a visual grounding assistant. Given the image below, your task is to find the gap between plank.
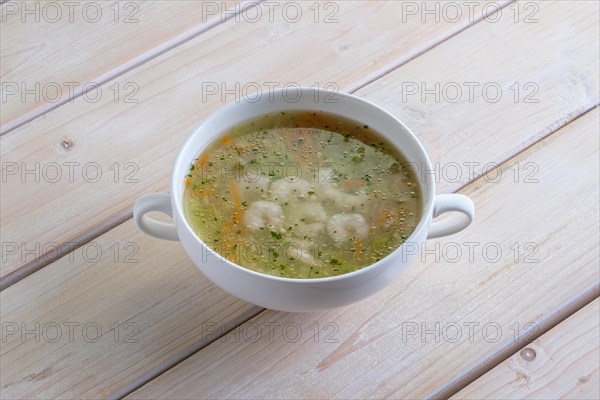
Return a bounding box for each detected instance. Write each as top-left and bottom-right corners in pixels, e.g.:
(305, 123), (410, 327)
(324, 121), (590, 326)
(451, 102), (600, 195)
(429, 106), (600, 399)
(0, 3), (595, 398)
(111, 105), (600, 400)
(107, 305), (265, 400)
(0, 0), (263, 136)
(439, 284), (600, 400)
(0, 208), (132, 291)
(2, 97), (596, 292)
(0, 0), (516, 290)
(346, 0), (515, 94)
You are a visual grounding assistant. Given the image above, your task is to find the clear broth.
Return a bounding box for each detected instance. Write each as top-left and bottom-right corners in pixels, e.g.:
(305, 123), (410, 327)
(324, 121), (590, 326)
(183, 111), (421, 278)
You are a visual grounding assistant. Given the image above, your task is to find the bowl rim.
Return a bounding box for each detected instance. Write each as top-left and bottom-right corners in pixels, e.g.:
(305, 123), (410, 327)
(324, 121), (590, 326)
(171, 87), (436, 284)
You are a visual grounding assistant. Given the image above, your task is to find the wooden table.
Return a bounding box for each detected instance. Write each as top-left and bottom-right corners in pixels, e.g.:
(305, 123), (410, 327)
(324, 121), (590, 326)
(1, 1), (599, 398)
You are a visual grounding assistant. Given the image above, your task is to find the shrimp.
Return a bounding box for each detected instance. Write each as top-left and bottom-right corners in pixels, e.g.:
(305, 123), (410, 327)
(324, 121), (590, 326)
(293, 222), (325, 240)
(321, 185), (368, 208)
(269, 178), (313, 203)
(244, 201), (285, 232)
(327, 213), (369, 243)
(287, 239), (317, 267)
(287, 202), (327, 239)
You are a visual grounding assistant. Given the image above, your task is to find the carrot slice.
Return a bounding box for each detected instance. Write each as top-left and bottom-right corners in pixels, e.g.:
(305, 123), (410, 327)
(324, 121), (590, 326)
(376, 205), (402, 226)
(221, 182), (240, 257)
(194, 151), (209, 172)
(353, 239), (363, 255)
(340, 178), (364, 190)
(221, 135), (234, 146)
(228, 179), (243, 225)
(220, 215), (235, 257)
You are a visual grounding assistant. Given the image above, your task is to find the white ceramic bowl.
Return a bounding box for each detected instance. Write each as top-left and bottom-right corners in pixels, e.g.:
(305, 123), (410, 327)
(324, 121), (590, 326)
(134, 87), (474, 312)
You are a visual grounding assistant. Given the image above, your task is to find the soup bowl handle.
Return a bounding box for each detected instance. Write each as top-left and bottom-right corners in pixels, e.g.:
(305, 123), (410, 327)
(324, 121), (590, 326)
(133, 193), (179, 241)
(427, 194), (475, 239)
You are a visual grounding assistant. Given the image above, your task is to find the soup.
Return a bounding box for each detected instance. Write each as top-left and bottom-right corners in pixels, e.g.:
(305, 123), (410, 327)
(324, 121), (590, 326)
(183, 111), (421, 278)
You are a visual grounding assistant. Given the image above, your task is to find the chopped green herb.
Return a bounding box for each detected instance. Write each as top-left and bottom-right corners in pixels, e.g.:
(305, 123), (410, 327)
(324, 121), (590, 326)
(183, 110), (420, 280)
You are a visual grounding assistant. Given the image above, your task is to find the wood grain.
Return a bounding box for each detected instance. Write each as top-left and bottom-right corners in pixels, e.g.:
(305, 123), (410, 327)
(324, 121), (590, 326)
(453, 298), (600, 400)
(357, 1), (599, 187)
(0, 2), (509, 398)
(0, 0), (506, 282)
(1, 2), (598, 398)
(0, 0), (238, 133)
(0, 218), (263, 399)
(127, 106), (600, 400)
